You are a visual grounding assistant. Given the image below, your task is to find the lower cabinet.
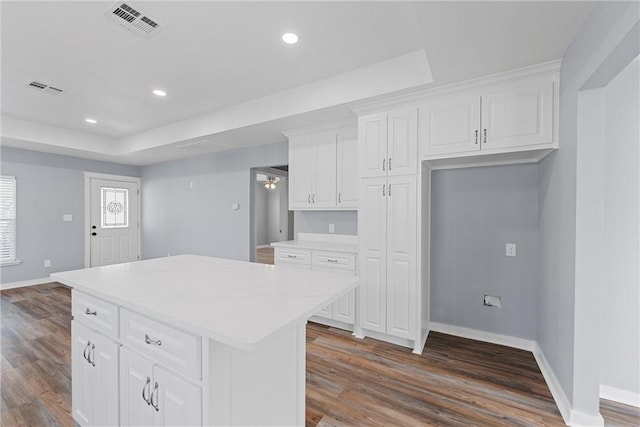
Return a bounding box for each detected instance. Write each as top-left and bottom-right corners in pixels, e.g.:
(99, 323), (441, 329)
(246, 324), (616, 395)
(120, 347), (202, 427)
(274, 246), (357, 328)
(72, 320), (120, 426)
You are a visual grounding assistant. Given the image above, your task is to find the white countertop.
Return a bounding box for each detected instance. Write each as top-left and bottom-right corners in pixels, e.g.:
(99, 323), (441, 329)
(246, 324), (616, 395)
(271, 236), (358, 254)
(51, 255), (358, 351)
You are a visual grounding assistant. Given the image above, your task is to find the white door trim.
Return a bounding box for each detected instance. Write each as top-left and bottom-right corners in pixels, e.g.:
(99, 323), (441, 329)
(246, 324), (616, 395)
(84, 172), (141, 268)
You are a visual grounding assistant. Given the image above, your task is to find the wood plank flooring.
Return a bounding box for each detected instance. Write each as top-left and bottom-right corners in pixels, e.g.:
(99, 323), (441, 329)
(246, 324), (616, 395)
(1, 283), (638, 426)
(256, 246), (275, 265)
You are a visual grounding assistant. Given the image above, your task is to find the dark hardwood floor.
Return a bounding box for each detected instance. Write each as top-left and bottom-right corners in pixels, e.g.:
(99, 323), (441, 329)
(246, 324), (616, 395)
(1, 283), (638, 426)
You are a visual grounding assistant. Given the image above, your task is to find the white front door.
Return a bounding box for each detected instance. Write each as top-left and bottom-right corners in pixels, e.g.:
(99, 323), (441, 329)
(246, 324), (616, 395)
(89, 177), (139, 267)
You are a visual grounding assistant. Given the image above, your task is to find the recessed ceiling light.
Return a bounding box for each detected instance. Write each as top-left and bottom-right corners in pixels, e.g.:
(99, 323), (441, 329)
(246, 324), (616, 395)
(282, 33), (298, 45)
(85, 118), (97, 124)
(153, 89), (167, 97)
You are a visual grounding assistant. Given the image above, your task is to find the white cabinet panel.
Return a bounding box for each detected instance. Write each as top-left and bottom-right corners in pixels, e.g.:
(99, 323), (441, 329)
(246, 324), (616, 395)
(311, 131), (337, 208)
(71, 320), (120, 427)
(359, 113), (388, 178)
(419, 93), (481, 156)
(481, 76), (554, 150)
(288, 135), (313, 209)
(154, 366), (202, 427)
(387, 108), (417, 176)
(337, 131), (358, 209)
(72, 290), (119, 339)
(120, 347), (154, 427)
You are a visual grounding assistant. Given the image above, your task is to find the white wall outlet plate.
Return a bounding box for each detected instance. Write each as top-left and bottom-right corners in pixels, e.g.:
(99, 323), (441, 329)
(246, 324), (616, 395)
(63, 214), (72, 222)
(232, 203), (240, 210)
(44, 259), (51, 268)
(329, 224), (335, 233)
(506, 243), (517, 257)
(483, 294), (501, 308)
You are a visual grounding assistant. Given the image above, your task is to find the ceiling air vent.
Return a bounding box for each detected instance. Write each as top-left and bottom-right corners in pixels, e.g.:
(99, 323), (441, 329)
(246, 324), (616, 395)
(104, 2), (166, 39)
(26, 81), (64, 95)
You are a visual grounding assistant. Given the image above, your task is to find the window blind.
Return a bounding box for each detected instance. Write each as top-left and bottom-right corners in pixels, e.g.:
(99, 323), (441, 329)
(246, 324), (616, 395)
(0, 176), (17, 262)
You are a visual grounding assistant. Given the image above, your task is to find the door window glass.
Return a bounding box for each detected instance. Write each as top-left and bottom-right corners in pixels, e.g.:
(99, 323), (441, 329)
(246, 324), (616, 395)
(101, 187), (128, 228)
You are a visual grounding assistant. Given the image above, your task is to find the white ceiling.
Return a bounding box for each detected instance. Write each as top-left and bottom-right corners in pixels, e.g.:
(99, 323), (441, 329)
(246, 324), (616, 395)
(0, 1), (593, 165)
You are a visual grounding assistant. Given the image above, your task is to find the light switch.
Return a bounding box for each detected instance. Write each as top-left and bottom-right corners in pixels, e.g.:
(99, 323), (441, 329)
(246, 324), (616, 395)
(506, 243), (517, 257)
(63, 214), (72, 222)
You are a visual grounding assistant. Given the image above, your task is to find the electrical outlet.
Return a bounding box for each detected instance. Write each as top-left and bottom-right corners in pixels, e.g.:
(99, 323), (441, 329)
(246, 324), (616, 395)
(44, 259), (51, 268)
(329, 224), (335, 234)
(483, 294), (501, 308)
(506, 243), (517, 257)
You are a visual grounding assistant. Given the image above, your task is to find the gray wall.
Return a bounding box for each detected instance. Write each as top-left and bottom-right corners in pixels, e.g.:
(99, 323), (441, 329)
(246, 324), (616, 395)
(537, 0), (639, 412)
(601, 58), (639, 395)
(430, 164), (538, 340)
(0, 147), (139, 284)
(294, 210), (357, 237)
(140, 141), (288, 261)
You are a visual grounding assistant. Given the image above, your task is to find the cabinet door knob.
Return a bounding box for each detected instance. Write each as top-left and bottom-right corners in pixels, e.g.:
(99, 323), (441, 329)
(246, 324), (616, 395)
(150, 381), (159, 412)
(483, 128), (487, 143)
(382, 158), (386, 171)
(382, 184), (385, 197)
(338, 193), (341, 203)
(145, 334), (162, 346)
(388, 158), (392, 170)
(475, 130), (479, 144)
(89, 344), (95, 366)
(308, 194), (311, 204)
(142, 377), (151, 405)
(388, 184), (392, 196)
(312, 194), (315, 204)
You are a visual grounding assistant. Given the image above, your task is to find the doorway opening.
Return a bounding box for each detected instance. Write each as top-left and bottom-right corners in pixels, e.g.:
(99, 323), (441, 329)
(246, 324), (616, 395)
(249, 166), (293, 264)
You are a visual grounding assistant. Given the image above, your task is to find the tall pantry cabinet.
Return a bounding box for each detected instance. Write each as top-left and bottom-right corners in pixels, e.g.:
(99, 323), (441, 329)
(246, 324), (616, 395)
(356, 109), (427, 353)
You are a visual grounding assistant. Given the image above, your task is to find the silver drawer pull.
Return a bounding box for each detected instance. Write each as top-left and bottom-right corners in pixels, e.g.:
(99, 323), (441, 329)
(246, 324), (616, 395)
(327, 259), (338, 263)
(85, 308), (97, 316)
(142, 377), (151, 405)
(145, 334), (162, 346)
(287, 254), (297, 259)
(150, 381), (159, 412)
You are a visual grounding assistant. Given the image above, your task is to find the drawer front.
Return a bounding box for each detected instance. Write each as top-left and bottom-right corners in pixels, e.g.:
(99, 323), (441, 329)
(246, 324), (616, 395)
(275, 248), (311, 265)
(120, 309), (201, 380)
(312, 252), (356, 271)
(72, 290), (119, 339)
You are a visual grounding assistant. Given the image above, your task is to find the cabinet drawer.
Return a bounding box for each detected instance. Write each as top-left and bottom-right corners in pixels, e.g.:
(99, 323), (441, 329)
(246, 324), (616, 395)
(275, 248), (311, 265)
(312, 252), (356, 271)
(120, 309), (201, 381)
(72, 290), (119, 339)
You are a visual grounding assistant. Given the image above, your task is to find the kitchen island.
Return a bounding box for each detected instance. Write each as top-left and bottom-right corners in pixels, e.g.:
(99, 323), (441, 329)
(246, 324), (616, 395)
(52, 254), (359, 426)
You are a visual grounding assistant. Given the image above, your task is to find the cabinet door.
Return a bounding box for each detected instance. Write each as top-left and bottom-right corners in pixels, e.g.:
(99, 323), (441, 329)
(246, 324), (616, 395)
(337, 131), (358, 209)
(120, 347), (154, 427)
(92, 332), (120, 427)
(387, 108), (417, 176)
(419, 93), (481, 157)
(310, 266), (334, 319)
(332, 270), (356, 324)
(386, 176), (417, 340)
(311, 131), (337, 208)
(358, 177), (388, 332)
(481, 76), (554, 150)
(153, 366), (202, 427)
(358, 113), (388, 178)
(72, 321), (93, 426)
(288, 135), (313, 209)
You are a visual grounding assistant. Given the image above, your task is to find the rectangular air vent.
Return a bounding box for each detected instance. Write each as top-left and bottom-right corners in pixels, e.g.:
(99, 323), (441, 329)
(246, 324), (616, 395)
(26, 81), (64, 95)
(105, 2), (166, 39)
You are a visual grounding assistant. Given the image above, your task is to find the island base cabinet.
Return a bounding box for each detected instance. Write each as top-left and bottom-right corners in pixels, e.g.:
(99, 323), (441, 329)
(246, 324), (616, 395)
(120, 347), (202, 427)
(208, 321), (305, 426)
(72, 320), (120, 427)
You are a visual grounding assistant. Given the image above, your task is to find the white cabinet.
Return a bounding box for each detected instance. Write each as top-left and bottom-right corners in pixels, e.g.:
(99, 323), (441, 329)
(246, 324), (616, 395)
(273, 237), (357, 328)
(288, 131), (336, 209)
(336, 130), (358, 209)
(420, 75), (555, 159)
(287, 123), (357, 210)
(72, 320), (120, 427)
(358, 108), (417, 178)
(120, 347), (202, 427)
(358, 175), (416, 339)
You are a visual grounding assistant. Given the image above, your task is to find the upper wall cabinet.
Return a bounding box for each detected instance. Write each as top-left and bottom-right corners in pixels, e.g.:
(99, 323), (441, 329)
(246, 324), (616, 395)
(419, 74), (557, 164)
(359, 107), (417, 178)
(287, 123), (357, 211)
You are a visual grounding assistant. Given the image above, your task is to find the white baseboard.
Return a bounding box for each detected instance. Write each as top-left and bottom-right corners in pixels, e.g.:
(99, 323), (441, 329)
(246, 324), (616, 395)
(0, 277), (52, 290)
(429, 322), (536, 351)
(600, 384), (640, 408)
(533, 343), (604, 426)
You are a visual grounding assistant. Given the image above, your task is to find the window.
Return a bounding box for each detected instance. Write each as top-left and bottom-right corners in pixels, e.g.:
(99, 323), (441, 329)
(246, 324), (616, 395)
(101, 186), (129, 228)
(0, 176), (17, 264)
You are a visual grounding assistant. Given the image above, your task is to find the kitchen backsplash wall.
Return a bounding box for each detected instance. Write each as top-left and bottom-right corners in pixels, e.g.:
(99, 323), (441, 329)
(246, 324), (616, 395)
(293, 211), (357, 237)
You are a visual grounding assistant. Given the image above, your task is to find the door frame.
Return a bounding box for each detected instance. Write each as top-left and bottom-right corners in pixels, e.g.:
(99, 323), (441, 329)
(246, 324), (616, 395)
(84, 172), (141, 268)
